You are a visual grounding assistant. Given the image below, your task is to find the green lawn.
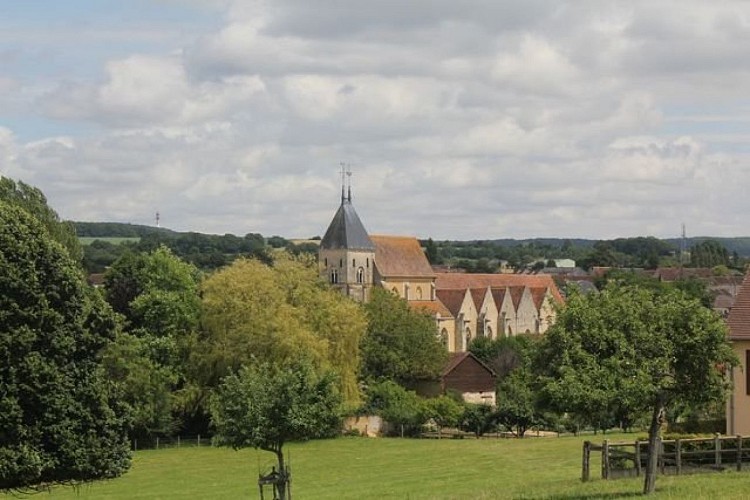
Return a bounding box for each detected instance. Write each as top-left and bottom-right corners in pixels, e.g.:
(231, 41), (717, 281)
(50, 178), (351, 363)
(8, 435), (750, 499)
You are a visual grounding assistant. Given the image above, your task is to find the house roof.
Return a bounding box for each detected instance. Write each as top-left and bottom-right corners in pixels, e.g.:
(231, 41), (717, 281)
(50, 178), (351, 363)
(434, 273), (564, 303)
(509, 286), (525, 309)
(530, 287), (548, 310)
(490, 287), (507, 309)
(435, 289), (468, 317)
(442, 351), (496, 378)
(469, 288), (486, 310)
(727, 270), (750, 340)
(371, 235), (435, 278)
(320, 199), (375, 251)
(408, 300), (453, 318)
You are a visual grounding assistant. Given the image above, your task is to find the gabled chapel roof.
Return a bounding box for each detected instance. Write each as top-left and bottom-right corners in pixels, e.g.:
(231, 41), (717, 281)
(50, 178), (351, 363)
(371, 235), (435, 278)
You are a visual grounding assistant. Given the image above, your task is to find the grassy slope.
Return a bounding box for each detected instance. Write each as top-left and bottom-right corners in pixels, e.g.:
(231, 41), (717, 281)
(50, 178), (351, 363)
(10, 435), (750, 499)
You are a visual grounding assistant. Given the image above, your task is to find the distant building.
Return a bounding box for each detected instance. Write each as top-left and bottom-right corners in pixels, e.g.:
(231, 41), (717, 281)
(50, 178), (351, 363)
(318, 186), (564, 352)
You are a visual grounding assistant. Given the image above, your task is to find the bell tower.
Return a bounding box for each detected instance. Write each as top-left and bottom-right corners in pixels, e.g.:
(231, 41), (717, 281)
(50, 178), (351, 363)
(319, 166), (375, 302)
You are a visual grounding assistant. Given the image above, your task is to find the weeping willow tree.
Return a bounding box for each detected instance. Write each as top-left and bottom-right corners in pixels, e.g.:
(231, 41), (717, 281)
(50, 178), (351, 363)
(196, 253), (366, 407)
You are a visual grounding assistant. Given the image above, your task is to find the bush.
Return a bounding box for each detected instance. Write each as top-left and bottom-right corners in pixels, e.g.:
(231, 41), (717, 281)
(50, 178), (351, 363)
(364, 380), (427, 437)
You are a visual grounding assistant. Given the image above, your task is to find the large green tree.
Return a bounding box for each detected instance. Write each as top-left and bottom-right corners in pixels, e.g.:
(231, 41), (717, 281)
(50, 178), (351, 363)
(538, 284), (736, 494)
(102, 246), (202, 438)
(0, 201), (130, 491)
(361, 288), (448, 386)
(211, 360), (341, 500)
(0, 177), (82, 262)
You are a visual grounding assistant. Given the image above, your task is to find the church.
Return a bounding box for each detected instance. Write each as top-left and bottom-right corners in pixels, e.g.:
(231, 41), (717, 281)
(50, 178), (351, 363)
(318, 185), (563, 353)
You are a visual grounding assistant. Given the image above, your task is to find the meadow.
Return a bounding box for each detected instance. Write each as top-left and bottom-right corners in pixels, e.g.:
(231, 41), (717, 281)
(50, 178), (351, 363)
(8, 434), (750, 499)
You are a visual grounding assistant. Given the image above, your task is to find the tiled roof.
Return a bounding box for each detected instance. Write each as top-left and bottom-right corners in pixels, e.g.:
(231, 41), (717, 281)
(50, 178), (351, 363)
(442, 352), (496, 377)
(530, 287), (548, 310)
(371, 235), (435, 278)
(409, 300), (453, 318)
(320, 200), (375, 251)
(469, 288), (486, 310)
(509, 286), (525, 309)
(653, 267), (714, 282)
(727, 270), (750, 340)
(436, 289), (468, 317)
(434, 273), (564, 303)
(490, 287), (507, 309)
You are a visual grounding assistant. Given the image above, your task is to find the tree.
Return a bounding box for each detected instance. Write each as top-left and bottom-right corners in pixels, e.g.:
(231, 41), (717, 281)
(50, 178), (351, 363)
(459, 404), (497, 438)
(361, 288), (448, 386)
(424, 238), (440, 265)
(102, 246), (202, 439)
(537, 284), (736, 494)
(211, 360), (341, 500)
(197, 255), (365, 407)
(422, 395), (464, 438)
(364, 380), (426, 437)
(0, 177), (82, 262)
(0, 201), (130, 491)
(690, 239), (729, 268)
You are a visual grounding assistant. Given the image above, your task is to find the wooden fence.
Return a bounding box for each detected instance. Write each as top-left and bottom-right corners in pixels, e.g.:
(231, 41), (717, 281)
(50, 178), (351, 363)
(582, 434), (750, 481)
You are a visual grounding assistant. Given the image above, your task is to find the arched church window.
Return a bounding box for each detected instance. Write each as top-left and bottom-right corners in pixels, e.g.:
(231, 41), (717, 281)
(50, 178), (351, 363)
(486, 325), (493, 339)
(440, 329), (449, 349)
(331, 269), (338, 284)
(465, 327), (472, 347)
(357, 267), (365, 283)
(416, 287), (423, 300)
(367, 258), (369, 268)
(352, 258), (356, 267)
(391, 287), (399, 296)
(324, 258), (328, 266)
(339, 258), (343, 267)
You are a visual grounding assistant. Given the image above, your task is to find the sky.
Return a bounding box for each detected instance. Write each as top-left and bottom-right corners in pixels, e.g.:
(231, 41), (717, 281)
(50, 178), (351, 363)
(2, 1), (750, 240)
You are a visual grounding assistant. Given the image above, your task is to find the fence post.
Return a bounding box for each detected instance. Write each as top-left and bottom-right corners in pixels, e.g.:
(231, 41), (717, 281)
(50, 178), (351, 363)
(582, 441), (591, 482)
(635, 439), (641, 477)
(177, 435), (181, 448)
(676, 439), (682, 475)
(658, 437), (664, 474)
(715, 433), (721, 468)
(133, 439), (137, 452)
(198, 434), (201, 446)
(156, 437), (160, 450)
(738, 435), (743, 472)
(602, 440), (610, 480)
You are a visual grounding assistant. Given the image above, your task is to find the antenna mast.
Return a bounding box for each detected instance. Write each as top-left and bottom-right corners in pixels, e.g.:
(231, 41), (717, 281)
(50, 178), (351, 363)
(155, 211), (160, 228)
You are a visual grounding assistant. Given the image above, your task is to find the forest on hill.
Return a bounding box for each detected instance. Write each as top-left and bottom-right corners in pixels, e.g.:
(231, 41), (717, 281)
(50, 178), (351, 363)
(74, 221), (750, 275)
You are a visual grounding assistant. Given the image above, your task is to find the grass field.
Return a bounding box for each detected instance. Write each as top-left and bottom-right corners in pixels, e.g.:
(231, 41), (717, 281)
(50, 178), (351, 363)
(78, 237), (140, 245)
(8, 434), (750, 499)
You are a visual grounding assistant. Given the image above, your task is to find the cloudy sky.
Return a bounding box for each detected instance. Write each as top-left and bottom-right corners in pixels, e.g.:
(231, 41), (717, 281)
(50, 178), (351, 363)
(2, 1), (750, 240)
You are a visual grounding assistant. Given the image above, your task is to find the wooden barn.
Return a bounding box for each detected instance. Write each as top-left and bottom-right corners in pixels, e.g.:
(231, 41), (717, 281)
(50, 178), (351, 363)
(441, 352), (496, 406)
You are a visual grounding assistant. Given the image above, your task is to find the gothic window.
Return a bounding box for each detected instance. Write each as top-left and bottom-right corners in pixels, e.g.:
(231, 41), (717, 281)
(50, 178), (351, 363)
(324, 258), (328, 266)
(356, 267), (365, 283)
(352, 258), (356, 267)
(416, 287), (423, 300)
(440, 329), (449, 349)
(339, 258), (343, 267)
(391, 287), (399, 296)
(367, 258), (369, 268)
(330, 269), (338, 284)
(486, 325), (493, 339)
(465, 327), (472, 347)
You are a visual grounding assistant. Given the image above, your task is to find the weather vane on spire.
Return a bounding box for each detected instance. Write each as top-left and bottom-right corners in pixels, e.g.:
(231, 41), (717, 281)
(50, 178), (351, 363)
(339, 162), (352, 203)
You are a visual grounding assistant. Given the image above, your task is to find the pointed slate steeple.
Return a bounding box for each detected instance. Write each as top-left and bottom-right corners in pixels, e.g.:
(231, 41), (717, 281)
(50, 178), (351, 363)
(320, 198), (375, 251)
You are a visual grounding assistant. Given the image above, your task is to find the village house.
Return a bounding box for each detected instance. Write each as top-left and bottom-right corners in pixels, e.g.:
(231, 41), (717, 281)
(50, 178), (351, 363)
(726, 269), (750, 435)
(318, 187), (564, 354)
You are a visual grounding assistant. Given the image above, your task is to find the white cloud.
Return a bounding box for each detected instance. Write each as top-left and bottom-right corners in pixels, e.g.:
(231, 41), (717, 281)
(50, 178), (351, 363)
(5, 1), (750, 239)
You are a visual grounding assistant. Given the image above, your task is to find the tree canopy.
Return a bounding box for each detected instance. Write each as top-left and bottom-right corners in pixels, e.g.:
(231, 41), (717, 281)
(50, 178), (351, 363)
(361, 287), (448, 386)
(537, 284), (736, 494)
(0, 201), (130, 491)
(211, 360), (341, 500)
(197, 254), (366, 406)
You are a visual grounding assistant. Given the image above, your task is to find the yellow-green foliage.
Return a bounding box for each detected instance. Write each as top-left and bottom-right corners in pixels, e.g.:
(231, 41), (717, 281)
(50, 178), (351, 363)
(198, 253), (366, 406)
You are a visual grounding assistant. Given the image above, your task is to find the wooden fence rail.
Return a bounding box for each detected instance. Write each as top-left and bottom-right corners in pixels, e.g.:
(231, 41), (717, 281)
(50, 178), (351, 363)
(582, 434), (750, 481)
